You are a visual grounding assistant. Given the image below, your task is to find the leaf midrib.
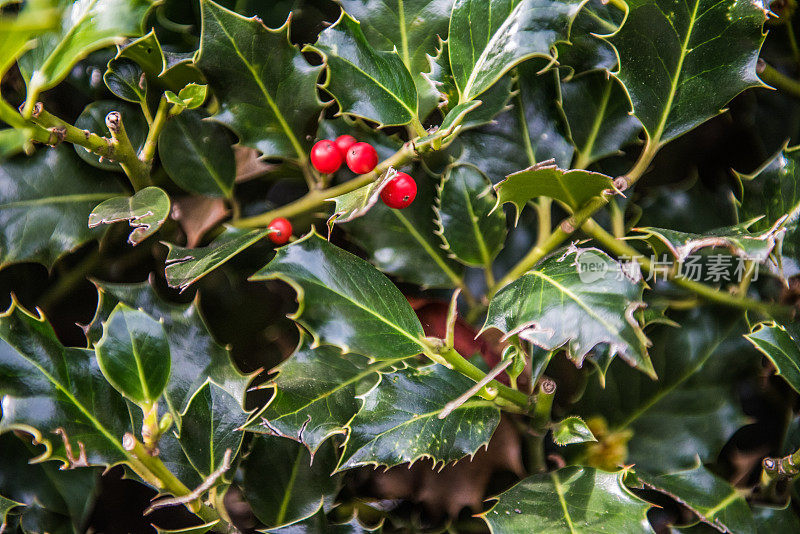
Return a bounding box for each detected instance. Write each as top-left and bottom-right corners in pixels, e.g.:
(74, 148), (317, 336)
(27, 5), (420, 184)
(551, 471), (577, 534)
(1, 192), (118, 209)
(392, 208), (463, 287)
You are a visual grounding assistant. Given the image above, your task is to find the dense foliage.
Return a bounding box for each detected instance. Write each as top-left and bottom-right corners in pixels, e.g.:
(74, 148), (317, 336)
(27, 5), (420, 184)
(4, 0), (800, 532)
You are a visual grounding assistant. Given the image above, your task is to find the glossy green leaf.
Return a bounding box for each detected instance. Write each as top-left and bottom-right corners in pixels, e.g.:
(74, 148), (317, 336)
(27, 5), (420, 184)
(435, 164), (507, 267)
(561, 72), (641, 168)
(495, 161), (614, 223)
(0, 301), (132, 468)
(158, 110), (236, 198)
(103, 58), (147, 103)
(18, 0), (156, 104)
(552, 416), (597, 446)
(636, 466), (754, 534)
(746, 321), (800, 394)
(244, 435), (339, 529)
(165, 226), (273, 291)
(482, 466), (654, 533)
(326, 168), (399, 230)
(610, 0), (767, 145)
(95, 303), (170, 405)
(88, 186), (171, 246)
(753, 504), (800, 533)
(556, 0), (624, 75)
(0, 128), (30, 161)
(73, 100), (147, 172)
(113, 29), (204, 93)
(448, 0), (583, 102)
(339, 364), (500, 469)
(308, 13), (418, 126)
(197, 0), (323, 161)
(244, 339), (405, 454)
(165, 83), (208, 111)
(0, 2), (60, 80)
(484, 247), (653, 375)
(0, 495), (22, 532)
(252, 231), (425, 360)
(155, 522), (220, 534)
(266, 509), (382, 533)
(0, 146), (124, 268)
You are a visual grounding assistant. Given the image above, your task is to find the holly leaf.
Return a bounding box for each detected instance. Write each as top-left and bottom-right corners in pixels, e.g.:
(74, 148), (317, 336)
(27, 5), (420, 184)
(494, 161), (614, 223)
(266, 510), (382, 534)
(0, 2), (60, 80)
(552, 416), (597, 446)
(753, 504), (800, 533)
(113, 29), (204, 93)
(635, 466), (754, 534)
(243, 435), (339, 529)
(165, 83), (209, 112)
(88, 186), (171, 246)
(155, 523), (220, 534)
(251, 232), (426, 360)
(745, 321), (800, 394)
(483, 246), (653, 375)
(481, 467), (654, 533)
(18, 0), (156, 105)
(562, 71), (641, 168)
(0, 301), (133, 468)
(339, 364), (500, 470)
(307, 13), (418, 127)
(164, 226), (273, 292)
(556, 0), (625, 75)
(158, 110), (236, 198)
(104, 58), (148, 103)
(197, 0), (323, 161)
(0, 146), (125, 268)
(610, 0), (767, 145)
(73, 100), (147, 172)
(448, 0), (584, 102)
(326, 168), (399, 231)
(435, 164), (507, 267)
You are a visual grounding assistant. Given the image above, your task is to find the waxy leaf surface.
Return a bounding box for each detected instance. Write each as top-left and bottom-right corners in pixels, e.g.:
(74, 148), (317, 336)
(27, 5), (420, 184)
(88, 186), (171, 246)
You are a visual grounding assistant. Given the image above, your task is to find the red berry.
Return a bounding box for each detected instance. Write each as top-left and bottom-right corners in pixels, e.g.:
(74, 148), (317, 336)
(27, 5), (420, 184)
(334, 134), (357, 156)
(346, 142), (378, 174)
(268, 217), (292, 245)
(381, 172), (417, 209)
(310, 140), (343, 174)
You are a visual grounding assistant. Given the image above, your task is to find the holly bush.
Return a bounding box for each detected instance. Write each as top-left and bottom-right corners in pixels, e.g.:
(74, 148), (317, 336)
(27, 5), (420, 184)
(4, 0), (800, 532)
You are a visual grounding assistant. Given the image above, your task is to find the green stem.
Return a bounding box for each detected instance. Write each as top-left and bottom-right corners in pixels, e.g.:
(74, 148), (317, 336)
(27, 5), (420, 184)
(760, 62), (800, 99)
(529, 377), (556, 473)
(139, 96), (169, 164)
(535, 197), (552, 246)
(106, 111), (150, 190)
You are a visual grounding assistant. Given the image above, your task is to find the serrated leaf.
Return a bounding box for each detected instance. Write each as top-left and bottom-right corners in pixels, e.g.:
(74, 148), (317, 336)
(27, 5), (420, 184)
(448, 0), (584, 102)
(636, 466), (754, 534)
(88, 186), (171, 246)
(562, 71), (641, 168)
(339, 364), (500, 470)
(0, 146), (125, 268)
(0, 495), (22, 529)
(197, 0), (323, 161)
(745, 321), (800, 394)
(113, 29), (203, 93)
(326, 168), (398, 230)
(556, 0), (624, 75)
(164, 226), (272, 291)
(103, 58), (147, 103)
(610, 0), (767, 145)
(495, 161), (614, 223)
(243, 435), (339, 529)
(344, 171), (465, 288)
(251, 232), (425, 360)
(483, 246), (653, 375)
(95, 303), (170, 405)
(308, 13), (418, 126)
(155, 522), (220, 534)
(436, 164), (506, 267)
(552, 416), (597, 445)
(244, 339), (404, 454)
(266, 509), (382, 533)
(73, 100), (147, 172)
(482, 466), (654, 533)
(88, 280), (252, 415)
(0, 301), (133, 468)
(158, 110), (236, 198)
(18, 0), (156, 104)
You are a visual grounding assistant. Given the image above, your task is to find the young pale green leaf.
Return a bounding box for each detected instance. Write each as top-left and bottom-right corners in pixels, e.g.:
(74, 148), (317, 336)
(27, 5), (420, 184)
(436, 164), (507, 267)
(344, 172), (465, 288)
(308, 13), (418, 126)
(113, 29), (203, 93)
(0, 2), (60, 81)
(104, 58), (147, 103)
(636, 467), (754, 534)
(746, 321), (800, 394)
(244, 435), (339, 529)
(562, 72), (641, 168)
(552, 416), (597, 446)
(158, 110), (236, 198)
(197, 0), (323, 161)
(448, 0), (584, 102)
(177, 382), (249, 477)
(0, 129), (29, 161)
(164, 226), (273, 292)
(481, 467), (654, 533)
(176, 83), (208, 109)
(251, 232), (426, 360)
(483, 247), (654, 376)
(95, 303), (171, 405)
(339, 364), (500, 470)
(18, 0), (156, 106)
(88, 280), (252, 416)
(610, 0), (767, 145)
(0, 301), (132, 468)
(556, 0), (625, 75)
(73, 100), (147, 172)
(495, 161), (614, 223)
(338, 0), (453, 119)
(88, 186), (171, 246)
(0, 146), (125, 268)
(244, 339), (403, 454)
(327, 168), (399, 231)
